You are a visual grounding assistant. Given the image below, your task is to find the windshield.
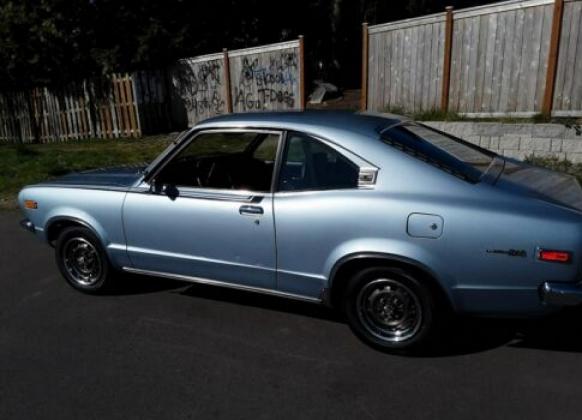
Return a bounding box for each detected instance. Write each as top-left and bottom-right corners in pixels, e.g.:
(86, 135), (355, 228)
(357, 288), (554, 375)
(143, 130), (190, 176)
(381, 123), (496, 182)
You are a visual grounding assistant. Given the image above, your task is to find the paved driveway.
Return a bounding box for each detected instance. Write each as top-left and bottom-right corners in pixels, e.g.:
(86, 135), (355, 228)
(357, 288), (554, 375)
(1, 210), (582, 419)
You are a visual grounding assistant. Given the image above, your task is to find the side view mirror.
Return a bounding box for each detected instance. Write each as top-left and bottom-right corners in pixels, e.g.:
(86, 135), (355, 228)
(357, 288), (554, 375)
(150, 179), (179, 200)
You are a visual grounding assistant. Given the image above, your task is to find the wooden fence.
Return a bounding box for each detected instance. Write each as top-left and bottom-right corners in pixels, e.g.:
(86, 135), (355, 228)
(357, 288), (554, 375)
(173, 38), (305, 126)
(0, 75), (141, 144)
(0, 39), (305, 143)
(362, 0), (582, 118)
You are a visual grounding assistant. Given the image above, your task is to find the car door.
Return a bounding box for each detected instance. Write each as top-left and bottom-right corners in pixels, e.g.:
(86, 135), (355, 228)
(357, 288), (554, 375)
(122, 129), (281, 289)
(273, 131), (375, 298)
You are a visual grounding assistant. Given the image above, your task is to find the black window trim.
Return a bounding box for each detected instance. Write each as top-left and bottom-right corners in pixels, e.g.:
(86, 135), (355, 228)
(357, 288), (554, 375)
(145, 128), (284, 196)
(143, 126), (378, 197)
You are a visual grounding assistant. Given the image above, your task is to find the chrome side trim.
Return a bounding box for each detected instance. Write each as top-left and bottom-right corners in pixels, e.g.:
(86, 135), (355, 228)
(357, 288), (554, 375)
(130, 183), (266, 203)
(28, 184), (129, 192)
(122, 267), (323, 303)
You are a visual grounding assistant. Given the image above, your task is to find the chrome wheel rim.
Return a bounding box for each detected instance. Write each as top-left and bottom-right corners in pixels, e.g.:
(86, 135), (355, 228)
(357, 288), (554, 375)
(62, 237), (102, 286)
(356, 278), (422, 343)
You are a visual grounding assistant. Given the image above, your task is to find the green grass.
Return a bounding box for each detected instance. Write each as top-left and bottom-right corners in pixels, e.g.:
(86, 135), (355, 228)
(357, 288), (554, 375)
(0, 135), (174, 209)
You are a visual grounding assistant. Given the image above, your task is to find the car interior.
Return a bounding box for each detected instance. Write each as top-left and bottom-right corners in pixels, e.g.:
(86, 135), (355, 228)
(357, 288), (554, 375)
(155, 131), (359, 193)
(156, 132), (277, 192)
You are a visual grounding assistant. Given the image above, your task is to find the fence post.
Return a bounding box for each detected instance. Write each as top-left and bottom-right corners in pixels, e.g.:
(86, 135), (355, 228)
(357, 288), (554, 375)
(223, 48), (233, 113)
(129, 73), (142, 137)
(542, 0), (565, 116)
(298, 35), (306, 111)
(360, 22), (369, 111)
(441, 6), (454, 112)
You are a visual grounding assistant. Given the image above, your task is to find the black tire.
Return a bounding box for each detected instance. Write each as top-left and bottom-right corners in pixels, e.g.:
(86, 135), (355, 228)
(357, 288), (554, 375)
(343, 267), (438, 353)
(55, 226), (114, 294)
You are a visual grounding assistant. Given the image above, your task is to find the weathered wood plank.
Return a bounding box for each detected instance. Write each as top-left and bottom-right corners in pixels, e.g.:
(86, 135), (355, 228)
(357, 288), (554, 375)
(459, 18), (471, 112)
(391, 30), (401, 107)
(449, 17), (463, 111)
(383, 31), (393, 109)
(420, 24), (437, 111)
(435, 20), (445, 108)
(474, 13), (489, 111)
(455, 0), (553, 19)
(536, 4), (554, 110)
(490, 10), (506, 112)
(562, 1), (581, 109)
(524, 5), (545, 111)
(497, 10), (517, 112)
(508, 8), (526, 112)
(379, 32), (387, 111)
(572, 3), (582, 110)
(369, 12), (446, 33)
(482, 12), (498, 112)
(368, 33), (378, 110)
(466, 16), (480, 112)
(409, 25), (419, 111)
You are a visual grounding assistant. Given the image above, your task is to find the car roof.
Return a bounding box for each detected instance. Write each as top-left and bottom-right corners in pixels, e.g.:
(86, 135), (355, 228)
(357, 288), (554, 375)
(194, 110), (408, 148)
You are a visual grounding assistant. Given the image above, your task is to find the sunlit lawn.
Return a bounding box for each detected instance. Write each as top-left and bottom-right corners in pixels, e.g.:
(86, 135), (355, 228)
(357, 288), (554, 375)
(0, 135), (174, 209)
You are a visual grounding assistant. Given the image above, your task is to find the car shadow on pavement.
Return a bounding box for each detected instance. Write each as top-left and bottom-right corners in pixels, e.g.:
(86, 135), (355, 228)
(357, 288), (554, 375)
(177, 281), (582, 355)
(178, 282), (342, 323)
(103, 273), (189, 295)
(106, 273), (582, 356)
(414, 307), (582, 357)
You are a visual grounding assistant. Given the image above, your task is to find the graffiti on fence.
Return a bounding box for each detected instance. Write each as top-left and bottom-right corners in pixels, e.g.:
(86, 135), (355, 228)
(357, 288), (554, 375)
(173, 59), (225, 117)
(233, 51), (298, 111)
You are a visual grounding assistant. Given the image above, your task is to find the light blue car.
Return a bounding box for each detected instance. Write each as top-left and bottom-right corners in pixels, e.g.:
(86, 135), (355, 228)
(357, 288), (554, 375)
(18, 111), (582, 351)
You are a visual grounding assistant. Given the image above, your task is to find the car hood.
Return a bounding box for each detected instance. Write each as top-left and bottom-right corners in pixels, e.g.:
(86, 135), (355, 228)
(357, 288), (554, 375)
(39, 165), (146, 189)
(495, 158), (582, 212)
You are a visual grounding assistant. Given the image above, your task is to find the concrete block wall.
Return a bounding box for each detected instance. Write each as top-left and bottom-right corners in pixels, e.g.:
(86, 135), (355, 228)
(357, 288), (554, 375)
(424, 122), (582, 162)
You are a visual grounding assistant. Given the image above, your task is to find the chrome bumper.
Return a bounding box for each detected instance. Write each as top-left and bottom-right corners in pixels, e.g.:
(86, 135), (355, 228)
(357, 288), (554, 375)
(19, 218), (35, 233)
(540, 282), (582, 306)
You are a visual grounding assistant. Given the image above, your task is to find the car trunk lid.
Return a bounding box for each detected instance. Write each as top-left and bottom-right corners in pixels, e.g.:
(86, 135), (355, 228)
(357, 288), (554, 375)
(492, 158), (582, 212)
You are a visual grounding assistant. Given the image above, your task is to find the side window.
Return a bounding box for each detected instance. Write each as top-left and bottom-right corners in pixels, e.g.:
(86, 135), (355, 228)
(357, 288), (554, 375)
(156, 131), (280, 192)
(279, 132), (359, 191)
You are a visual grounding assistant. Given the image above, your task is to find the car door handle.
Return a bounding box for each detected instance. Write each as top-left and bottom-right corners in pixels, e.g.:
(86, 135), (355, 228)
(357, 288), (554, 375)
(239, 205), (264, 216)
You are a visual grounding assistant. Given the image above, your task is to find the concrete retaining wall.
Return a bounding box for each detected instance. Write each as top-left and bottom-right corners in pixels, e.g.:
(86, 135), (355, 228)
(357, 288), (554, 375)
(424, 122), (582, 162)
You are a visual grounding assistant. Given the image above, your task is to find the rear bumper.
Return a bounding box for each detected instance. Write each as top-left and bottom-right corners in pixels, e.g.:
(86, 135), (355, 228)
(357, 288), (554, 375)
(540, 282), (582, 306)
(19, 218), (35, 233)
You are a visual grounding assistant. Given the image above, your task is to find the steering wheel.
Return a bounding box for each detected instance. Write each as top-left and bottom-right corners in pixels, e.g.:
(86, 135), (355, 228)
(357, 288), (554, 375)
(205, 161), (234, 189)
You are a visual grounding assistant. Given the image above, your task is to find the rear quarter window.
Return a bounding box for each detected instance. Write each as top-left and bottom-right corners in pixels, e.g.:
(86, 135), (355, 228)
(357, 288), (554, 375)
(381, 123), (495, 182)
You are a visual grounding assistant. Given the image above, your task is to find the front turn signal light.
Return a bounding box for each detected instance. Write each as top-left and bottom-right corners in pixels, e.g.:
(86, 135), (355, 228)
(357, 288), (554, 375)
(537, 249), (572, 264)
(24, 200), (38, 210)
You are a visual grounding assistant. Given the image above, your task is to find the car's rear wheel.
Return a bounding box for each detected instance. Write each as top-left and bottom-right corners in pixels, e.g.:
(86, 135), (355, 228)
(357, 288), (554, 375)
(55, 226), (114, 293)
(343, 267), (438, 352)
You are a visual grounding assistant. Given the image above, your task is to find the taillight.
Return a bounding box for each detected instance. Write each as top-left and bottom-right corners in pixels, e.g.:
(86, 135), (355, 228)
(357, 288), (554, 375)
(537, 249), (572, 264)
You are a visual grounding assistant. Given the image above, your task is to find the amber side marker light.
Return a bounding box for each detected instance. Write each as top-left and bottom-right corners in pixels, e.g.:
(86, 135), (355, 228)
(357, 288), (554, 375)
(537, 249), (572, 264)
(24, 200), (38, 210)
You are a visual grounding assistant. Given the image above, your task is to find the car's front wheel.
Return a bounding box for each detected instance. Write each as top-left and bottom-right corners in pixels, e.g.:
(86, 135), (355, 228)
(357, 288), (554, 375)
(343, 267), (438, 352)
(55, 226), (114, 293)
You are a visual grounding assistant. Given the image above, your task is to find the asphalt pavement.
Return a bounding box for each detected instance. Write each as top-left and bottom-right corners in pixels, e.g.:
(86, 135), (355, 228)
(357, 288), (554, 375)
(2, 210), (582, 419)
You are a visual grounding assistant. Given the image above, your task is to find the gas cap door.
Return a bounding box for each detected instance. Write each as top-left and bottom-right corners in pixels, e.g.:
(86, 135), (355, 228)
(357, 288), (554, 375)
(407, 213), (444, 239)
